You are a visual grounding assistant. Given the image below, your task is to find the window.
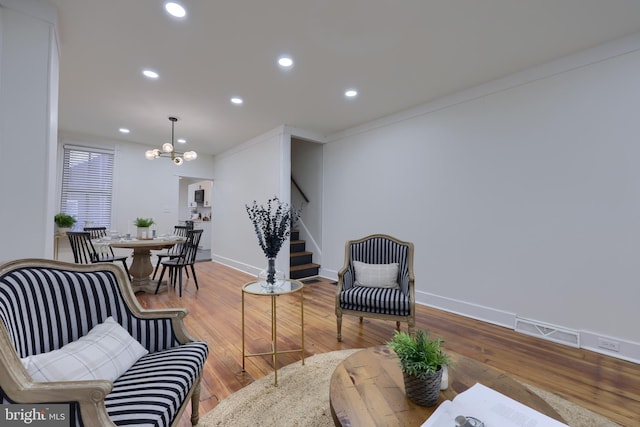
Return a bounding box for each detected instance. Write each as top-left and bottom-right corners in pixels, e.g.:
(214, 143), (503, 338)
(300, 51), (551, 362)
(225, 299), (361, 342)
(61, 145), (115, 229)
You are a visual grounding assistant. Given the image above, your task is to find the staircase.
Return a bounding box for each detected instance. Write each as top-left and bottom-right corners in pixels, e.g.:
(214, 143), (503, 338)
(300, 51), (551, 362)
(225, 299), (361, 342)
(289, 229), (320, 280)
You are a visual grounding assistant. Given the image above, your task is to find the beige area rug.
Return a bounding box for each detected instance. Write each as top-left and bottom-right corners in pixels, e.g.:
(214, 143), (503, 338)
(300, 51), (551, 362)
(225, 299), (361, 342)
(197, 349), (619, 427)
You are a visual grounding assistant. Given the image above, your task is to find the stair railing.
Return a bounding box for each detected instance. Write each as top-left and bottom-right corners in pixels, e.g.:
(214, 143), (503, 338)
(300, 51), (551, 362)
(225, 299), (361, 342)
(291, 176), (309, 203)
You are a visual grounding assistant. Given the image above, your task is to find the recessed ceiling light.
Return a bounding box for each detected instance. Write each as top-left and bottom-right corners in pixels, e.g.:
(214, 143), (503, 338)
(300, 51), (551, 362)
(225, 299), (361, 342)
(345, 89), (358, 98)
(177, 138), (186, 144)
(230, 97), (243, 105)
(165, 2), (186, 18)
(119, 128), (130, 134)
(278, 56), (294, 69)
(142, 69), (159, 79)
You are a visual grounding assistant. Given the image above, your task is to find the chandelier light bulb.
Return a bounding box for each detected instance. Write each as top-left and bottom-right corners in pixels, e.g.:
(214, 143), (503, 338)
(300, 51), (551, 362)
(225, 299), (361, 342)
(174, 157), (184, 165)
(162, 142), (174, 153)
(145, 150), (156, 160)
(183, 151), (197, 161)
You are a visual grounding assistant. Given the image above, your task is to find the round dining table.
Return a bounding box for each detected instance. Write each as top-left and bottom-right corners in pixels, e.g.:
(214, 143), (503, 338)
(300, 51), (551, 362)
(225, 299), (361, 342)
(110, 237), (184, 293)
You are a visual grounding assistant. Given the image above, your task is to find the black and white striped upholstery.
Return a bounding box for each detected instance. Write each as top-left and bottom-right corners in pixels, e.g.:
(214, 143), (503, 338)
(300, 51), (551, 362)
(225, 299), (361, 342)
(106, 342), (207, 426)
(339, 287), (411, 315)
(335, 235), (415, 341)
(0, 260), (208, 427)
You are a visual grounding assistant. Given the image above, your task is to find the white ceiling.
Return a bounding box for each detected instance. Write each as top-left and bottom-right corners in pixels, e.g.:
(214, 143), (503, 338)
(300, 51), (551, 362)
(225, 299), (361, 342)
(49, 0), (640, 156)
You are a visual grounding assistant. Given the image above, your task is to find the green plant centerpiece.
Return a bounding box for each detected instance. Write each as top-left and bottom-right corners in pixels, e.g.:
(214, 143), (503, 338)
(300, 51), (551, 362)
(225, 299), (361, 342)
(54, 213), (76, 233)
(133, 217), (154, 238)
(387, 330), (450, 406)
(134, 217), (154, 227)
(245, 196), (300, 289)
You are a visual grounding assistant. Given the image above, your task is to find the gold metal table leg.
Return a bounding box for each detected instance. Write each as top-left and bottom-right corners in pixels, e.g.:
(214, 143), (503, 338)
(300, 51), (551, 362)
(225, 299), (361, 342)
(272, 294), (278, 386)
(301, 288), (305, 366)
(241, 289), (246, 372)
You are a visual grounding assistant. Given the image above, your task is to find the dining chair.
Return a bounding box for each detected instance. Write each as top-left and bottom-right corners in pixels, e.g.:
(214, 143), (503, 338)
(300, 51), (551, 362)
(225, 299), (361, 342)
(83, 226), (107, 239)
(155, 229), (203, 297)
(152, 225), (189, 280)
(67, 231), (131, 278)
(84, 226), (117, 257)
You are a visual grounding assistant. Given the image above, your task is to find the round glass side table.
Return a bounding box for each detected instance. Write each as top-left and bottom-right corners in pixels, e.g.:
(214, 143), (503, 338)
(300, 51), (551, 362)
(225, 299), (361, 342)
(241, 279), (305, 386)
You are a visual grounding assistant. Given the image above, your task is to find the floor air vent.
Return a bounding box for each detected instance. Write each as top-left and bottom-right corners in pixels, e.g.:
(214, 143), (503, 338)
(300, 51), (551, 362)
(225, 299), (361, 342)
(515, 317), (580, 348)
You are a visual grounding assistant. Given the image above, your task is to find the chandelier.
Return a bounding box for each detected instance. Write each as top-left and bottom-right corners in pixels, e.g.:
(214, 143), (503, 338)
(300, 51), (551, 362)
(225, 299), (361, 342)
(145, 116), (197, 165)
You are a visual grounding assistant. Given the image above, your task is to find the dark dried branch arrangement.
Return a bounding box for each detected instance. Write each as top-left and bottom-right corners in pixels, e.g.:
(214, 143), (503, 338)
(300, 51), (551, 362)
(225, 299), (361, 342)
(245, 197), (300, 258)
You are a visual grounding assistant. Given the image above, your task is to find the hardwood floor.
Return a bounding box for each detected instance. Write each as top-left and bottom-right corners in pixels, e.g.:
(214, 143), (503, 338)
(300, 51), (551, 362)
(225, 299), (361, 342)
(136, 261), (640, 427)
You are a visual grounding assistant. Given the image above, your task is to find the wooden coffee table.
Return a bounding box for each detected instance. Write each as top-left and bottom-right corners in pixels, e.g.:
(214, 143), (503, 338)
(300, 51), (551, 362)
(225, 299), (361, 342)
(330, 345), (565, 427)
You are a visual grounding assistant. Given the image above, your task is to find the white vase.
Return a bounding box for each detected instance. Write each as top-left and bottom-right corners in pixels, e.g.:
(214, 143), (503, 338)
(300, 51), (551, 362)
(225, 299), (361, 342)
(137, 227), (149, 239)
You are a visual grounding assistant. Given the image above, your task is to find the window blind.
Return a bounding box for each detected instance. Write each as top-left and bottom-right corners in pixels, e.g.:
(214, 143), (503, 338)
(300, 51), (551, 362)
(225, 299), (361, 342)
(61, 145), (115, 230)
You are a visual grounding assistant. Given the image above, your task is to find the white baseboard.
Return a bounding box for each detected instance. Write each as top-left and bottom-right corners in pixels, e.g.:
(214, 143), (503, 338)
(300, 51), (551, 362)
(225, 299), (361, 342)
(580, 331), (640, 364)
(211, 254), (259, 277)
(416, 290), (640, 364)
(416, 290), (516, 329)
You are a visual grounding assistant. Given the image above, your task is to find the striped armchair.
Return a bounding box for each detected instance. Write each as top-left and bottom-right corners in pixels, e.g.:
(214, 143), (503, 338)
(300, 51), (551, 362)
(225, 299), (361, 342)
(0, 259), (208, 427)
(335, 234), (415, 341)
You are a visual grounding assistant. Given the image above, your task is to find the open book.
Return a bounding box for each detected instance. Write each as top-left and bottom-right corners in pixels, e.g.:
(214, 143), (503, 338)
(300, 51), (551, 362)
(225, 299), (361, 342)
(421, 383), (569, 427)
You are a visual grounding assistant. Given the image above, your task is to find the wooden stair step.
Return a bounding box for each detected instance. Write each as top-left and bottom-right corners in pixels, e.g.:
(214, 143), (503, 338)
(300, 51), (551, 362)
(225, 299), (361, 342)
(290, 240), (306, 252)
(290, 251), (313, 267)
(290, 262), (321, 280)
(290, 250), (312, 256)
(289, 232), (317, 279)
(290, 263), (320, 272)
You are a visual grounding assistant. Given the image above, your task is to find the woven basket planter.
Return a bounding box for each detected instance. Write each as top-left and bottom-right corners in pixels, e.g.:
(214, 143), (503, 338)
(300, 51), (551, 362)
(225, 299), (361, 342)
(402, 367), (443, 406)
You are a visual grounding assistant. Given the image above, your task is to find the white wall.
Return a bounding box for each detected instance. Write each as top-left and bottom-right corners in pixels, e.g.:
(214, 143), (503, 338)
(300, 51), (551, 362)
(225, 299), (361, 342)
(322, 36), (640, 358)
(0, 1), (58, 262)
(211, 126), (291, 276)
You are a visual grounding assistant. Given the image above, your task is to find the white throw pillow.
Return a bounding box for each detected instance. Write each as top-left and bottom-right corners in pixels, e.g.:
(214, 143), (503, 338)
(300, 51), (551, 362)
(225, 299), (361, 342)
(21, 317), (148, 383)
(353, 261), (400, 289)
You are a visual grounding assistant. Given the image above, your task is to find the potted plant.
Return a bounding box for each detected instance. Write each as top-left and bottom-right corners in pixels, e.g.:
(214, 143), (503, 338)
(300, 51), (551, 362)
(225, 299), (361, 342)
(54, 213), (76, 234)
(134, 217), (154, 239)
(387, 329), (450, 406)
